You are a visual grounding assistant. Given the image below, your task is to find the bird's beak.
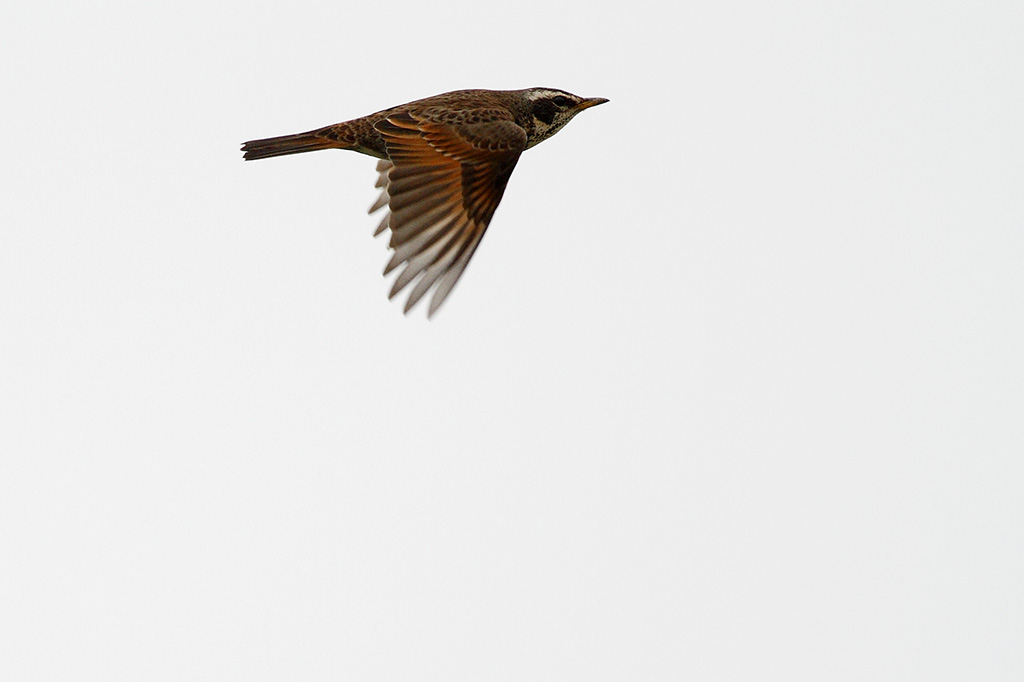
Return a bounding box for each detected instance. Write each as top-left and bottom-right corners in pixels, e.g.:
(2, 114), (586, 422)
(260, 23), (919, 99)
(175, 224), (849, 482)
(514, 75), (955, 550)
(576, 97), (610, 111)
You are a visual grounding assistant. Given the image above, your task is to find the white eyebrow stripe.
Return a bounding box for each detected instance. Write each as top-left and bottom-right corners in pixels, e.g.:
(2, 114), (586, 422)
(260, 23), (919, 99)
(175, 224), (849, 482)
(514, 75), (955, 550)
(526, 88), (573, 101)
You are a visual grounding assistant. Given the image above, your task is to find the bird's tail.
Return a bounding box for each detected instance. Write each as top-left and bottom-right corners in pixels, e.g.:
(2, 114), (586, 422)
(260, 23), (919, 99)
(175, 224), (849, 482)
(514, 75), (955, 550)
(241, 129), (341, 161)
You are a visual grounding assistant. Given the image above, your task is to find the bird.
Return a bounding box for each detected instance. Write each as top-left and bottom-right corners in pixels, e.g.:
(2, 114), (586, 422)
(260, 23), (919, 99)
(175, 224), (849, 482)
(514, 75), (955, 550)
(241, 87), (608, 316)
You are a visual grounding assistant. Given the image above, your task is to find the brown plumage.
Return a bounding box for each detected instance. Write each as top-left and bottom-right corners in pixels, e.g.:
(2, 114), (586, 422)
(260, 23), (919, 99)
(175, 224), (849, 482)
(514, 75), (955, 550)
(241, 88), (608, 316)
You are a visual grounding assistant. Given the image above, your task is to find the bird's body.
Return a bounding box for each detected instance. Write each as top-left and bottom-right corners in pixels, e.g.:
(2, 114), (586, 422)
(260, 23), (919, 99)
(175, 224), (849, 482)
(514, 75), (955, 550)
(242, 87), (607, 315)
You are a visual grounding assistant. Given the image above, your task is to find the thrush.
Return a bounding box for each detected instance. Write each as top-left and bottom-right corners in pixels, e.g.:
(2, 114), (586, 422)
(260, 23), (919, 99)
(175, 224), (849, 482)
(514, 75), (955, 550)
(241, 87), (608, 316)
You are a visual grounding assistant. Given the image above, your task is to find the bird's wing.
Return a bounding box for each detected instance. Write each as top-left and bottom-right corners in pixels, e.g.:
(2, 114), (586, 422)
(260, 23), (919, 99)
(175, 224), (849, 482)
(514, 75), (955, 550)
(370, 111), (527, 316)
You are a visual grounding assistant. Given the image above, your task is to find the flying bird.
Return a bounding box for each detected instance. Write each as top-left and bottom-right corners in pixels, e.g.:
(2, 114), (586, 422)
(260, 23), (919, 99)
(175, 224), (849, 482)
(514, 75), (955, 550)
(241, 87), (608, 316)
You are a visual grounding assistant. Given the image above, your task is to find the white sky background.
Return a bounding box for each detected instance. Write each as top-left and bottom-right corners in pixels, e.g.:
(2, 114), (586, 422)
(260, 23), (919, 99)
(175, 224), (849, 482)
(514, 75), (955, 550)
(2, 1), (1023, 680)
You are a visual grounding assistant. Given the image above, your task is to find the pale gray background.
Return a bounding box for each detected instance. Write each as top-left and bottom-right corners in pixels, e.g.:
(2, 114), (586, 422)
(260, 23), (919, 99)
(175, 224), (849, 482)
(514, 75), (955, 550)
(2, 1), (1023, 680)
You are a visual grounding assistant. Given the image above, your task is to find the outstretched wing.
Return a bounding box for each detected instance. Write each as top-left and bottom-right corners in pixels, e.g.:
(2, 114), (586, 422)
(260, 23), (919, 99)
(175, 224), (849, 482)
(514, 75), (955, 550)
(369, 112), (527, 316)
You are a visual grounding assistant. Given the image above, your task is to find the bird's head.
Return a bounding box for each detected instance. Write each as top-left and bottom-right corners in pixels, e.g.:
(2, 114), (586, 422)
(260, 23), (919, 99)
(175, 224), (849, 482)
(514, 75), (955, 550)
(522, 88), (609, 148)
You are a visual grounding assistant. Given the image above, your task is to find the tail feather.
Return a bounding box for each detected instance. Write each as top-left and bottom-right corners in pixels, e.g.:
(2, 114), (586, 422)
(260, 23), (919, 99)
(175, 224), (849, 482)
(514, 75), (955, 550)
(241, 129), (341, 160)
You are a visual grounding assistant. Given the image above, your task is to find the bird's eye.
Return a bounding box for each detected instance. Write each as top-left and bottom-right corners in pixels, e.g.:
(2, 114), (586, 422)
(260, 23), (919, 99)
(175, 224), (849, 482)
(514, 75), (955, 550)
(552, 96), (569, 107)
